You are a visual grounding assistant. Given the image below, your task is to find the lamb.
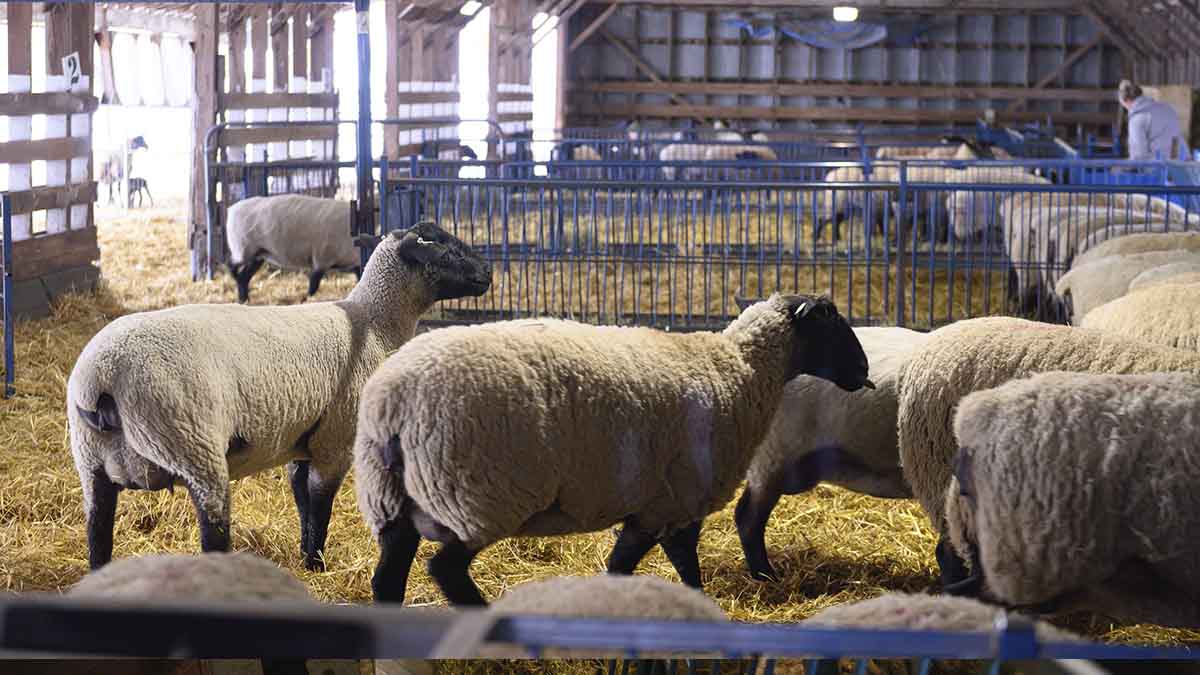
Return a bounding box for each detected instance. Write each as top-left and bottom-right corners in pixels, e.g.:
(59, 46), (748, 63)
(477, 575), (727, 658)
(658, 142), (707, 181)
(1080, 282), (1200, 351)
(226, 194), (362, 304)
(817, 164), (900, 243)
(944, 168), (1050, 242)
(894, 316), (1200, 582)
(944, 371), (1200, 628)
(68, 551), (314, 603)
(736, 325), (928, 582)
(354, 294), (872, 606)
(67, 222), (492, 573)
(1054, 250), (1200, 323)
(1072, 230), (1200, 270)
(801, 592), (1085, 642)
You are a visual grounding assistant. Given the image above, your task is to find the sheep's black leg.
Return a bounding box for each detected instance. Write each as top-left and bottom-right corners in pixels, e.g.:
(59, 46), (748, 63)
(936, 537), (983, 597)
(735, 485), (783, 582)
(428, 539), (486, 606)
(144, 184), (154, 207)
(235, 257), (265, 304)
(372, 517), (421, 603)
(660, 521), (703, 589)
(86, 469), (121, 570)
(303, 466), (344, 571)
(287, 461), (311, 558)
(307, 269), (326, 298)
(606, 518), (659, 576)
(353, 266), (363, 281)
(189, 486), (231, 554)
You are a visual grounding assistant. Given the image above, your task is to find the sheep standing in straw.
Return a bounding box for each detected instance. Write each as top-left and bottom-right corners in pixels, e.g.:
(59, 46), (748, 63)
(354, 295), (872, 605)
(68, 224), (491, 572)
(945, 371), (1200, 628)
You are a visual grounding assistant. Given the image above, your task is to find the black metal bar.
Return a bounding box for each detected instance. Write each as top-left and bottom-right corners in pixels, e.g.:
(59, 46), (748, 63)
(354, 0), (373, 242)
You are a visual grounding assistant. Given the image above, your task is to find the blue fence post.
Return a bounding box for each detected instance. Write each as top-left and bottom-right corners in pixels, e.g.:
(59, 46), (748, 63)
(380, 157), (390, 233)
(409, 155), (420, 227)
(895, 162), (908, 328)
(3, 195), (13, 399)
(354, 0), (374, 243)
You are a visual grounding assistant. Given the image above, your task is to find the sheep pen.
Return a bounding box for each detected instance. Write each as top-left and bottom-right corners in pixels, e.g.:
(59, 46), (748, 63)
(0, 201), (1196, 650)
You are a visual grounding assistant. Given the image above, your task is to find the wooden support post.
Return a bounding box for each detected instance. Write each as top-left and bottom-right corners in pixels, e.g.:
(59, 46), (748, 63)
(270, 5), (291, 161)
(45, 2), (92, 234)
(290, 8), (309, 162)
(249, 6), (269, 162)
(190, 3), (219, 280)
(310, 14), (335, 172)
(488, 4), (501, 158)
(226, 10), (248, 165)
(384, 0), (401, 159)
(95, 7), (118, 105)
(7, 2), (33, 240)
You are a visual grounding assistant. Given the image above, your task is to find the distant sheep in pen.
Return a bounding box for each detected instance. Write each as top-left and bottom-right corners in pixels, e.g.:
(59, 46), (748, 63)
(226, 194), (362, 304)
(946, 371), (1200, 628)
(354, 295), (872, 606)
(67, 224), (491, 573)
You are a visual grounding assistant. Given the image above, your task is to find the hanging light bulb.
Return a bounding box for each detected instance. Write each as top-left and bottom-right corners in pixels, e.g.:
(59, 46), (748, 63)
(832, 6), (859, 22)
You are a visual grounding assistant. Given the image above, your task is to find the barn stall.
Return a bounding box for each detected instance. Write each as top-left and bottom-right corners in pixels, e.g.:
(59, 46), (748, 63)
(2, 0), (1200, 669)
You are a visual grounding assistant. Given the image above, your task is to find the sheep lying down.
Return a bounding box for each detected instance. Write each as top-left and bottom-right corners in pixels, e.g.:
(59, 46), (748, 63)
(354, 294), (873, 606)
(945, 371), (1200, 628)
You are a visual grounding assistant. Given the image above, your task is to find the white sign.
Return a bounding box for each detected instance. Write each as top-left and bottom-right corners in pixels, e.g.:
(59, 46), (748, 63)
(62, 52), (81, 87)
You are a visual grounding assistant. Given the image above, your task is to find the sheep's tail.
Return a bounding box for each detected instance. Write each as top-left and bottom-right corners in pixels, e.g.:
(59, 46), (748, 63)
(76, 393), (123, 434)
(380, 434), (405, 477)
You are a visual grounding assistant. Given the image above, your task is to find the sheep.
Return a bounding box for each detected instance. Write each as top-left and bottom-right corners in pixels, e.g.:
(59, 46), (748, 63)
(817, 164), (900, 243)
(67, 222), (492, 573)
(1130, 264), (1200, 292)
(944, 371), (1200, 628)
(944, 168), (1050, 242)
(68, 551), (314, 603)
(1079, 282), (1200, 351)
(894, 316), (1200, 585)
(1072, 230), (1200, 271)
(226, 194), (361, 304)
(702, 143), (780, 182)
(658, 142), (707, 181)
(354, 294), (873, 606)
(801, 592), (1086, 642)
(736, 325), (929, 582)
(1054, 250), (1200, 324)
(475, 574), (727, 658)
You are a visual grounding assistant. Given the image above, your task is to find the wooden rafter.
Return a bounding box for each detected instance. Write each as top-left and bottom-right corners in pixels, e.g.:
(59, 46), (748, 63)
(1080, 3), (1146, 62)
(1008, 33), (1103, 113)
(569, 1), (619, 52)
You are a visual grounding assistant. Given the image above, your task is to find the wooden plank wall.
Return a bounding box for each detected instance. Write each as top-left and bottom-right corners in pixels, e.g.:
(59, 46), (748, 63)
(1, 3), (102, 291)
(492, 0), (535, 147)
(190, 4), (340, 279)
(383, 1), (463, 160)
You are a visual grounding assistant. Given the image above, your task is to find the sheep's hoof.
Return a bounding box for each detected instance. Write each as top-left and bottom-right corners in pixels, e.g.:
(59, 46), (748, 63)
(748, 565), (779, 583)
(303, 554), (326, 572)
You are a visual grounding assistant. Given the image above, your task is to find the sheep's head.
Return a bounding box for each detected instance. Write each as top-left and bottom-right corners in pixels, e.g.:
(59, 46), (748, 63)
(781, 295), (872, 392)
(364, 221), (492, 301)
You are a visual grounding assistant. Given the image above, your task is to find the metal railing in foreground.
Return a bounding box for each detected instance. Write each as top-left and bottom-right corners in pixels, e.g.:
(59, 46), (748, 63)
(0, 594), (1192, 663)
(1, 195), (12, 399)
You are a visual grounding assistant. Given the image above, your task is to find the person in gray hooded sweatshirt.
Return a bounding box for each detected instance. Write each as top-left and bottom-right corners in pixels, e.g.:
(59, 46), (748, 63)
(1119, 80), (1189, 161)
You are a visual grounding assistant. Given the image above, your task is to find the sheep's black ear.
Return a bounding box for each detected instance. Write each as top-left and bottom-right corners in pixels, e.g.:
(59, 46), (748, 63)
(734, 296), (758, 311)
(954, 447), (975, 503)
(355, 233), (383, 248)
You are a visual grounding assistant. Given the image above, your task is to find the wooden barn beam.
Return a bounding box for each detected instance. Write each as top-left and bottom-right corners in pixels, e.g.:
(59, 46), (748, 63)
(1088, 2), (1161, 60)
(598, 27), (687, 106)
(1080, 3), (1146, 70)
(384, 0), (401, 159)
(95, 7), (120, 105)
(1009, 33), (1103, 112)
(569, 1), (619, 52)
(189, 3), (219, 280)
(97, 5), (196, 40)
(573, 101), (1114, 126)
(572, 80), (1116, 102)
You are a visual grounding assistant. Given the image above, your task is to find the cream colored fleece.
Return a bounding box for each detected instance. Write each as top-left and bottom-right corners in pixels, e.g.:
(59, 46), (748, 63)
(1055, 250), (1200, 323)
(1073, 230), (1200, 271)
(1081, 282), (1200, 352)
(68, 234), (433, 530)
(946, 371), (1200, 628)
(355, 296), (805, 548)
(1128, 262), (1200, 292)
(945, 168), (1049, 241)
(226, 194), (358, 272)
(68, 552), (314, 602)
(745, 326), (928, 499)
(895, 316), (1200, 533)
(802, 592), (1085, 642)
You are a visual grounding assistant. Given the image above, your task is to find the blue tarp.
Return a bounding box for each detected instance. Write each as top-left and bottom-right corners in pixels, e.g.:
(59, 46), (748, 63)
(726, 18), (935, 50)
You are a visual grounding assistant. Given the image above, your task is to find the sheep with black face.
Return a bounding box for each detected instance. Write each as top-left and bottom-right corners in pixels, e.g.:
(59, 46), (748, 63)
(68, 222), (492, 572)
(353, 294), (872, 606)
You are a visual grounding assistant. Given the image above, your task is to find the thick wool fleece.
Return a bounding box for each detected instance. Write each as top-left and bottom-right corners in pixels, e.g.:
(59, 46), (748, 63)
(68, 552), (313, 602)
(1055, 250), (1200, 324)
(1128, 262), (1200, 292)
(355, 298), (800, 548)
(946, 168), (1049, 241)
(746, 327), (928, 499)
(1074, 230), (1200, 271)
(896, 316), (1200, 533)
(226, 194), (357, 272)
(477, 574), (727, 658)
(801, 592), (1085, 642)
(1081, 283), (1200, 352)
(946, 372), (1200, 628)
(68, 234), (432, 529)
